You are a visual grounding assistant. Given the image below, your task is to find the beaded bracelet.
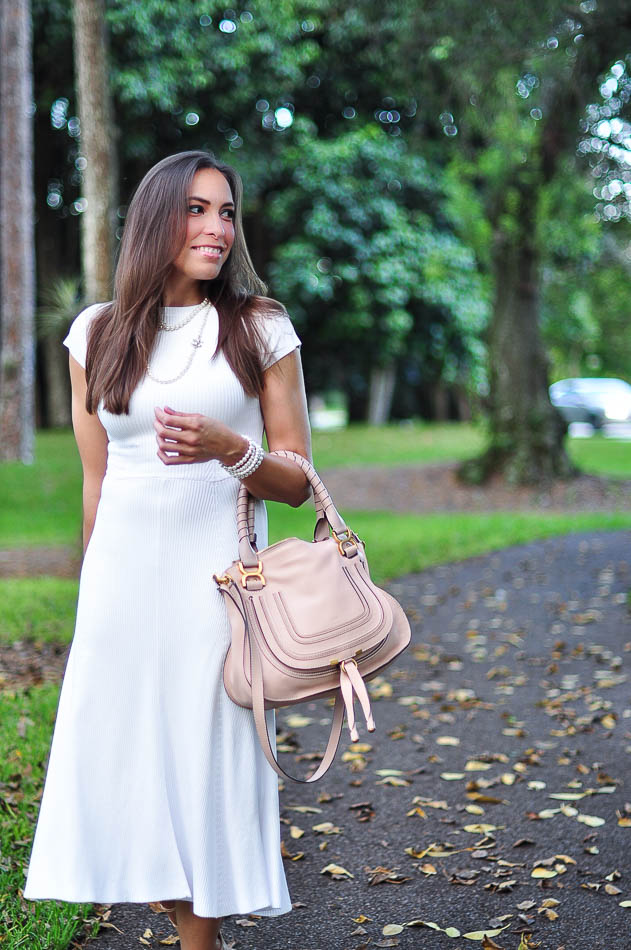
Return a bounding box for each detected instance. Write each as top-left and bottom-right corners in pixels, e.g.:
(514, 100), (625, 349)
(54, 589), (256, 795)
(221, 437), (265, 480)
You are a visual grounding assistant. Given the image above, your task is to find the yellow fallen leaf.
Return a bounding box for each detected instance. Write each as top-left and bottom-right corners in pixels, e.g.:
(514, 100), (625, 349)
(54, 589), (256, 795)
(139, 941), (151, 948)
(463, 926), (509, 940)
(500, 773), (516, 785)
(577, 814), (605, 827)
(618, 817), (631, 827)
(537, 808), (561, 819)
(321, 863), (353, 878)
(601, 714), (616, 729)
(290, 825), (304, 839)
(375, 768), (405, 776)
(287, 805), (321, 813)
(407, 805), (427, 818)
(404, 843), (437, 860)
(312, 821), (341, 834)
(349, 742), (372, 753)
(160, 937), (180, 946)
(441, 772), (465, 781)
(419, 863), (437, 875)
(377, 776), (411, 787)
(352, 915), (372, 923)
(465, 761), (492, 772)
(437, 736), (460, 746)
(466, 805), (485, 815)
(369, 679), (393, 699)
(285, 714), (313, 727)
(549, 792), (585, 800)
(620, 900), (631, 907)
(539, 898), (560, 908)
(528, 780), (546, 790)
(445, 926), (461, 937)
(544, 909), (559, 920)
(382, 924), (404, 935)
(142, 931), (154, 939)
(532, 867), (557, 878)
(605, 884), (622, 895)
(463, 823), (498, 834)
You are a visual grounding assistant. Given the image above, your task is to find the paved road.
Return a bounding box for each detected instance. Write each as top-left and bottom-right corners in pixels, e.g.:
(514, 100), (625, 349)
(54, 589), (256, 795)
(78, 532), (631, 950)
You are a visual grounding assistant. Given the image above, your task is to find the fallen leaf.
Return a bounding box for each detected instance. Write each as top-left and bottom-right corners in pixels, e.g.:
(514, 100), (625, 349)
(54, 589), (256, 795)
(286, 805), (321, 814)
(285, 714), (313, 728)
(466, 761), (493, 772)
(234, 918), (258, 927)
(620, 900), (631, 907)
(577, 814), (605, 827)
(445, 926), (462, 937)
(605, 884), (622, 895)
(321, 863), (354, 879)
(312, 821), (341, 834)
(531, 867), (557, 878)
(437, 736), (460, 746)
(463, 926), (509, 941)
(290, 825), (304, 839)
(463, 823), (499, 834)
(441, 772), (465, 781)
(352, 915), (372, 923)
(160, 937), (180, 946)
(481, 937), (505, 949)
(382, 924), (404, 935)
(419, 863), (437, 875)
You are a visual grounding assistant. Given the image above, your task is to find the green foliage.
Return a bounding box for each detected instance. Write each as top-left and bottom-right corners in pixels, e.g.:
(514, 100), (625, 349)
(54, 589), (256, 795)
(0, 578), (78, 644)
(268, 504), (631, 583)
(268, 126), (489, 408)
(312, 422), (485, 469)
(0, 430), (82, 547)
(0, 684), (90, 945)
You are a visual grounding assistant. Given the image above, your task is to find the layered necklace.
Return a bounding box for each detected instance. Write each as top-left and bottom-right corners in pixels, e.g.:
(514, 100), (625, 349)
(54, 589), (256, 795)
(146, 298), (211, 385)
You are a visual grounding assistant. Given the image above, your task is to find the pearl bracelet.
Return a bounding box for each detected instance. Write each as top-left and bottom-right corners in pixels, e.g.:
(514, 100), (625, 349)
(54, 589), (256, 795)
(222, 437), (265, 480)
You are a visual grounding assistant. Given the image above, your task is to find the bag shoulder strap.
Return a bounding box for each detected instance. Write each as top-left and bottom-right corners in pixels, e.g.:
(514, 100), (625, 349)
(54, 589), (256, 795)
(248, 626), (345, 783)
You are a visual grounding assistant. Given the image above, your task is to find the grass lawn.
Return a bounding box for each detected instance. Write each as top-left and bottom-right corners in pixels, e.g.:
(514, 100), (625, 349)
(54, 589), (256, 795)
(1, 426), (629, 548)
(0, 684), (94, 947)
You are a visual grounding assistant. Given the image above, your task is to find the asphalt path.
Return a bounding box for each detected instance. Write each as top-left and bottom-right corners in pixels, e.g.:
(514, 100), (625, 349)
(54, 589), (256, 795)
(77, 531), (631, 950)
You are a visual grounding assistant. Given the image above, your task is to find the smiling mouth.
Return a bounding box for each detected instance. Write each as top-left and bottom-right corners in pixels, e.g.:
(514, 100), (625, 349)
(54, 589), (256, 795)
(193, 246), (224, 258)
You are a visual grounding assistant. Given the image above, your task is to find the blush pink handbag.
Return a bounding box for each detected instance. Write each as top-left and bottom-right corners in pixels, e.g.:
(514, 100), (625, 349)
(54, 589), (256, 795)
(214, 450), (411, 782)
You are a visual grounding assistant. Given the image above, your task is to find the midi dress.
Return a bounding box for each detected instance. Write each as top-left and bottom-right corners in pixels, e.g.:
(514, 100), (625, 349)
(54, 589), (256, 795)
(24, 301), (300, 919)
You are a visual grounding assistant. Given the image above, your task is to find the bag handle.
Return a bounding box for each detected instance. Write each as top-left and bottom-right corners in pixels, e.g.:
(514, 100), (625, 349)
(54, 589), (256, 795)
(237, 450), (349, 569)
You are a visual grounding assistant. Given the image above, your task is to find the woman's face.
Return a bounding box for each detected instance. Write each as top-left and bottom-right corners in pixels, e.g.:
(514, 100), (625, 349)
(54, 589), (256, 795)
(171, 168), (236, 286)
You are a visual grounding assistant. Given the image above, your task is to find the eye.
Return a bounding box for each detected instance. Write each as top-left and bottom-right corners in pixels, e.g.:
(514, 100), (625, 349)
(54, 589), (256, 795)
(221, 207), (235, 220)
(188, 203), (205, 215)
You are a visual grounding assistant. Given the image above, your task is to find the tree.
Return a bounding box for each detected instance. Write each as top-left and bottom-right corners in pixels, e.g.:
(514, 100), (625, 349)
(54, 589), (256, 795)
(267, 126), (489, 421)
(72, 0), (116, 301)
(0, 0), (36, 462)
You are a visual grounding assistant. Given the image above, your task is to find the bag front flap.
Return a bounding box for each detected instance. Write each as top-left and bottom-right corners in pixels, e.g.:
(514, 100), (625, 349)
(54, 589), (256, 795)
(223, 535), (392, 671)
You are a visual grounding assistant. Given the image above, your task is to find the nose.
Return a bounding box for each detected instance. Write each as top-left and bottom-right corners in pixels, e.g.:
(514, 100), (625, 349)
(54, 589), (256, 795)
(202, 213), (225, 239)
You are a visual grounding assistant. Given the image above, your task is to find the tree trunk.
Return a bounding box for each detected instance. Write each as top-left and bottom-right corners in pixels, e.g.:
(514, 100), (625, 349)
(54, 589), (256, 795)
(367, 363), (396, 425)
(0, 0), (36, 463)
(461, 173), (574, 484)
(72, 0), (115, 302)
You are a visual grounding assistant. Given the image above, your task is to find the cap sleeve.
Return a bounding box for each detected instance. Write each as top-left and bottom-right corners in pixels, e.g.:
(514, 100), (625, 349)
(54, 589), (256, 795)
(63, 303), (106, 368)
(260, 312), (301, 371)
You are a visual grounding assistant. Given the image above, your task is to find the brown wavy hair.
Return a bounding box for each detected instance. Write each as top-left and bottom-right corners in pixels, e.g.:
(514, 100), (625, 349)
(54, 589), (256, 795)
(85, 150), (279, 414)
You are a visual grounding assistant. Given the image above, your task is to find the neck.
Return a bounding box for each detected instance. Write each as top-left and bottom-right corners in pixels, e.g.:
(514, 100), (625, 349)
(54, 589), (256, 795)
(162, 276), (205, 307)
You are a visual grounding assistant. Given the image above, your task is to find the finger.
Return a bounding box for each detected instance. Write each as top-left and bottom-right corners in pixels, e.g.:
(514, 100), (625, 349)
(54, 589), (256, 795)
(157, 447), (195, 465)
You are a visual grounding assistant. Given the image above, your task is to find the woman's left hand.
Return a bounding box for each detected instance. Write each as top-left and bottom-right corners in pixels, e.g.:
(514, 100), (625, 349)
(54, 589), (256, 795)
(153, 406), (247, 466)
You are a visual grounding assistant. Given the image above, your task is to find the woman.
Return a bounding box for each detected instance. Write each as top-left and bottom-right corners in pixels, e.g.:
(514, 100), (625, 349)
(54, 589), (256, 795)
(24, 151), (311, 950)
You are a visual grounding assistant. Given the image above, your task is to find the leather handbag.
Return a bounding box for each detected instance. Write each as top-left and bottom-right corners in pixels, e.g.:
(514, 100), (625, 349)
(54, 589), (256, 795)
(214, 450), (411, 782)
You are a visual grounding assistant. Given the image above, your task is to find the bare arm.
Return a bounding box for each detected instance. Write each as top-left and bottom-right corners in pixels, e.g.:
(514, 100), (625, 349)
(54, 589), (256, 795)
(69, 355), (109, 551)
(153, 348), (311, 507)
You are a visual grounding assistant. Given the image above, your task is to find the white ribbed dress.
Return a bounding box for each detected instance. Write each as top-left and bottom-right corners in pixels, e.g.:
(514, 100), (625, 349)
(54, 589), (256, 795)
(24, 302), (300, 918)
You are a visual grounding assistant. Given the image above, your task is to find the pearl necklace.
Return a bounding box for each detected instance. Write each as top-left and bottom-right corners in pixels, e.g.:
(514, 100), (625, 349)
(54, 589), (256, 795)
(146, 302), (211, 385)
(158, 297), (210, 331)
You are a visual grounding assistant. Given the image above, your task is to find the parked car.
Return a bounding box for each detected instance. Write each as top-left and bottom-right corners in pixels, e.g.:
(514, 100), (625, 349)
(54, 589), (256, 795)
(549, 377), (631, 428)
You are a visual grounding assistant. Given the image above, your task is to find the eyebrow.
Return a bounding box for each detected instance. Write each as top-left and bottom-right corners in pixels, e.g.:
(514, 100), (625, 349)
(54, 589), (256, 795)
(187, 195), (235, 207)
